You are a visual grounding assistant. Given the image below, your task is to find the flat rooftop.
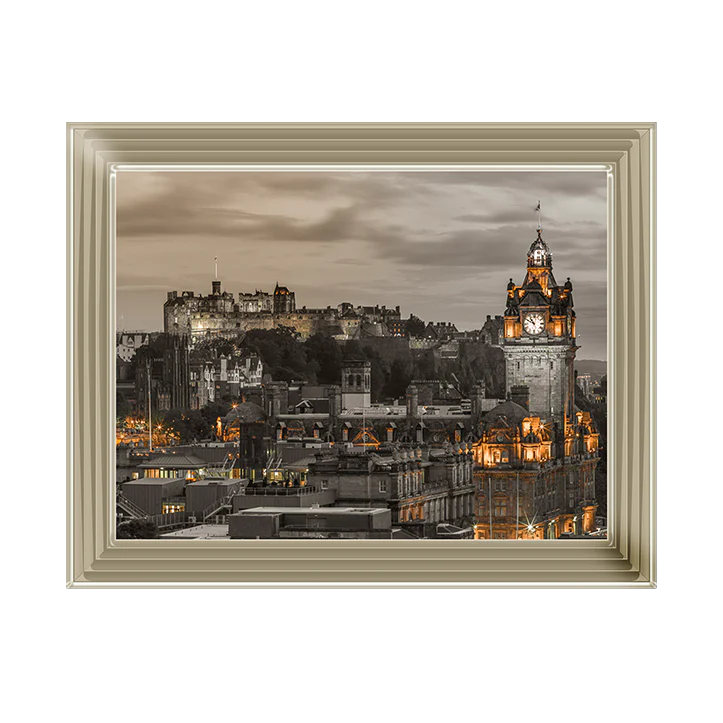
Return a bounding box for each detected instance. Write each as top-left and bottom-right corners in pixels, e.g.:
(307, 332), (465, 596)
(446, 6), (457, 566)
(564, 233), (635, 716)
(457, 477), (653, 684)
(160, 524), (229, 539)
(234, 506), (388, 516)
(123, 476), (184, 485)
(186, 477), (241, 486)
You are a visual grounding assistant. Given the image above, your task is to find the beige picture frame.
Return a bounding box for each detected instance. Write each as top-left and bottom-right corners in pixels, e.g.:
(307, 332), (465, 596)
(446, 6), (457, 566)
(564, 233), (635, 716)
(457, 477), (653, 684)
(67, 122), (655, 588)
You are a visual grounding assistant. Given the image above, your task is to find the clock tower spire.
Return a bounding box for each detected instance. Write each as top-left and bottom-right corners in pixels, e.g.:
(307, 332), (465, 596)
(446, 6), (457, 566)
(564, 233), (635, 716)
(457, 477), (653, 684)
(501, 226), (577, 431)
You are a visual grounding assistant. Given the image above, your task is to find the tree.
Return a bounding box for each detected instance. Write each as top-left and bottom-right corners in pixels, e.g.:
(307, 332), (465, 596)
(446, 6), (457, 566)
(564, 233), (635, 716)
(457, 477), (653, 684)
(116, 391), (131, 423)
(161, 408), (208, 444)
(406, 314), (426, 338)
(304, 333), (343, 384)
(384, 357), (413, 399)
(241, 328), (314, 381)
(117, 519), (159, 539)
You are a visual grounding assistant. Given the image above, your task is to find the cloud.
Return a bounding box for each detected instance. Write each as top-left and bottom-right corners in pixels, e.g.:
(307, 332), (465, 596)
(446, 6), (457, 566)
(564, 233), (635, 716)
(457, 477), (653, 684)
(116, 170), (608, 359)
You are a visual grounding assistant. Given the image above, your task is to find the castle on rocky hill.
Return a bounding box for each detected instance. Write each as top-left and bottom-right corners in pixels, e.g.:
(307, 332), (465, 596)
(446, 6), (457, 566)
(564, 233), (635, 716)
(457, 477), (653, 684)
(164, 279), (403, 341)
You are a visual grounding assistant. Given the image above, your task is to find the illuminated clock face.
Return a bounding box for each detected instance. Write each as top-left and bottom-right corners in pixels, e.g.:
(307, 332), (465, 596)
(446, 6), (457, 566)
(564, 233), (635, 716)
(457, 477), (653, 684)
(523, 313), (545, 336)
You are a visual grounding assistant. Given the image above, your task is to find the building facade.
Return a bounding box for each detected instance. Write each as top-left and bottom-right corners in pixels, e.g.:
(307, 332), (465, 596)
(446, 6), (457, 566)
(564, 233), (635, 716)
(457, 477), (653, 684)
(472, 227), (600, 539)
(164, 279), (403, 342)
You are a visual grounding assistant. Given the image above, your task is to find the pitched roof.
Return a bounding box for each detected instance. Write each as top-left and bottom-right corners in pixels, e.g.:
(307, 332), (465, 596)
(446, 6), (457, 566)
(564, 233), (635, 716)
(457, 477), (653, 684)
(481, 400), (529, 430)
(223, 401), (267, 424)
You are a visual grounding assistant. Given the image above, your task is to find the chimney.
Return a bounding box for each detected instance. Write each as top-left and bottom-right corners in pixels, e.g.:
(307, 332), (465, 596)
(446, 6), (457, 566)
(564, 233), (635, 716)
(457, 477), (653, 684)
(406, 384), (419, 420)
(510, 385), (530, 411)
(328, 385), (342, 422)
(472, 382), (486, 420)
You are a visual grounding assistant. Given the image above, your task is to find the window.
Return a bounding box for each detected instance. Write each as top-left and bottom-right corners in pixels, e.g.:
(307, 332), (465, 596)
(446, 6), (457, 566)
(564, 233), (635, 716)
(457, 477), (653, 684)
(320, 480), (328, 490)
(493, 497), (507, 517)
(379, 480), (388, 493)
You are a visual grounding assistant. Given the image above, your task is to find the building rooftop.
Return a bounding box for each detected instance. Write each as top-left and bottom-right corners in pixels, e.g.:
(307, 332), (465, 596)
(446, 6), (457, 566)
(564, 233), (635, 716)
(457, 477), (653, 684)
(138, 454), (206, 469)
(123, 476), (185, 486)
(234, 506), (388, 516)
(186, 476), (242, 487)
(223, 401), (267, 424)
(160, 524), (229, 539)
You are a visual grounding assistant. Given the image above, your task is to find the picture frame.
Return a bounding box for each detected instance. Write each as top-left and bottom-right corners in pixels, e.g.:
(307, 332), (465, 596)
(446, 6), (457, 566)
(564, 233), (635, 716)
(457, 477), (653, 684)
(67, 122), (655, 588)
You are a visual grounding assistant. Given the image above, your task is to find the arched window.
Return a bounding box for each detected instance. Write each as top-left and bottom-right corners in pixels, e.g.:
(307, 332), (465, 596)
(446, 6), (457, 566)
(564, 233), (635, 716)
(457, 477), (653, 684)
(347, 374), (353, 387)
(356, 374), (362, 387)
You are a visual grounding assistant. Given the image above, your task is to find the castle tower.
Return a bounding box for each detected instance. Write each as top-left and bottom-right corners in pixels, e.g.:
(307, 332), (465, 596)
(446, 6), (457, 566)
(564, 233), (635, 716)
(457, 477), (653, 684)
(273, 282), (296, 314)
(341, 360), (371, 409)
(501, 227), (578, 430)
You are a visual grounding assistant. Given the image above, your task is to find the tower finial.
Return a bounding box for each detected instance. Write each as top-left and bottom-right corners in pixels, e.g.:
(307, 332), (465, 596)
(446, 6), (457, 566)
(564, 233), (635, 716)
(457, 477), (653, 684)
(214, 256), (218, 280)
(535, 200), (541, 230)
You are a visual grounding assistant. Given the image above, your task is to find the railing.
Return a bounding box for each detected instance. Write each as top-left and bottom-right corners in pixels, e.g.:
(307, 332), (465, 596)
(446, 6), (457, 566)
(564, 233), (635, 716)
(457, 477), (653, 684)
(240, 485), (317, 497)
(201, 491), (236, 521)
(147, 511), (193, 529)
(116, 490), (149, 519)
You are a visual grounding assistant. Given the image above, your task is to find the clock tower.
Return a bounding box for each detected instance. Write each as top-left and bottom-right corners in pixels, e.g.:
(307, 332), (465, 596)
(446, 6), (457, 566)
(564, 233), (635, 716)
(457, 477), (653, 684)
(501, 227), (577, 431)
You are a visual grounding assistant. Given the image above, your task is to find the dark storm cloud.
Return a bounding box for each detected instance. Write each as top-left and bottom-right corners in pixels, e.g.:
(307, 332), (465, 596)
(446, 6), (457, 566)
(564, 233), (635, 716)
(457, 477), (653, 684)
(116, 170), (608, 359)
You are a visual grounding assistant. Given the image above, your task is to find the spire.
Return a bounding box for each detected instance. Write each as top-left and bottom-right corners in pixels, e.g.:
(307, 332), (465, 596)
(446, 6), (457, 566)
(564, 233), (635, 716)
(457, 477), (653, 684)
(527, 226), (552, 269)
(212, 256), (221, 295)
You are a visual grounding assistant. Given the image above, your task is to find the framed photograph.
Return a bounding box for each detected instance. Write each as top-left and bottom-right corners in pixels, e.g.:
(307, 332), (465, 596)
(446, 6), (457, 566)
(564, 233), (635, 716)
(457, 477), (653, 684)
(67, 123), (655, 587)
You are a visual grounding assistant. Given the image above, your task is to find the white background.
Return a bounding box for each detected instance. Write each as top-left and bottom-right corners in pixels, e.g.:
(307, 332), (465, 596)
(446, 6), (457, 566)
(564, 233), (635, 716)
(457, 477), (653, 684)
(2, 1), (719, 721)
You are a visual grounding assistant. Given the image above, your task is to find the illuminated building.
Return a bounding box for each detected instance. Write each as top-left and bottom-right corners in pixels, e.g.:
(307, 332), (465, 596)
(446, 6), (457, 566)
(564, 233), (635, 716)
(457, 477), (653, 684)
(163, 279), (403, 342)
(472, 227), (600, 539)
(273, 282), (296, 313)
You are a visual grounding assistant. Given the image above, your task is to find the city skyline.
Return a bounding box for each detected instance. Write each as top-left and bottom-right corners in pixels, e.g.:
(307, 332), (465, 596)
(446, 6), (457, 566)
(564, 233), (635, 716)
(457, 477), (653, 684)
(117, 170), (607, 359)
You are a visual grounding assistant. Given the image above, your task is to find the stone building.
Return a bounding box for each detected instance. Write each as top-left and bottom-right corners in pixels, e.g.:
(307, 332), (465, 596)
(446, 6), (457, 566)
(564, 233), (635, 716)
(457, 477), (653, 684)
(188, 351), (263, 409)
(501, 227), (577, 430)
(480, 315), (504, 346)
(163, 278), (403, 342)
(305, 444), (475, 533)
(267, 358), (503, 450)
(471, 226), (600, 539)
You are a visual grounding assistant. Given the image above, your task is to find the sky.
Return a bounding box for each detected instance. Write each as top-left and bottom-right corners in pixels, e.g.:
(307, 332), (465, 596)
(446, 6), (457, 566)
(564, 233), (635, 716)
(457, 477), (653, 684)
(116, 171), (607, 360)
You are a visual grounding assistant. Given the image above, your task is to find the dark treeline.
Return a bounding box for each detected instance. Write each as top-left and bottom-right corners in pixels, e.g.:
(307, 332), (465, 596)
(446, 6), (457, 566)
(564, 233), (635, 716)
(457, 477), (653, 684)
(120, 329), (505, 444)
